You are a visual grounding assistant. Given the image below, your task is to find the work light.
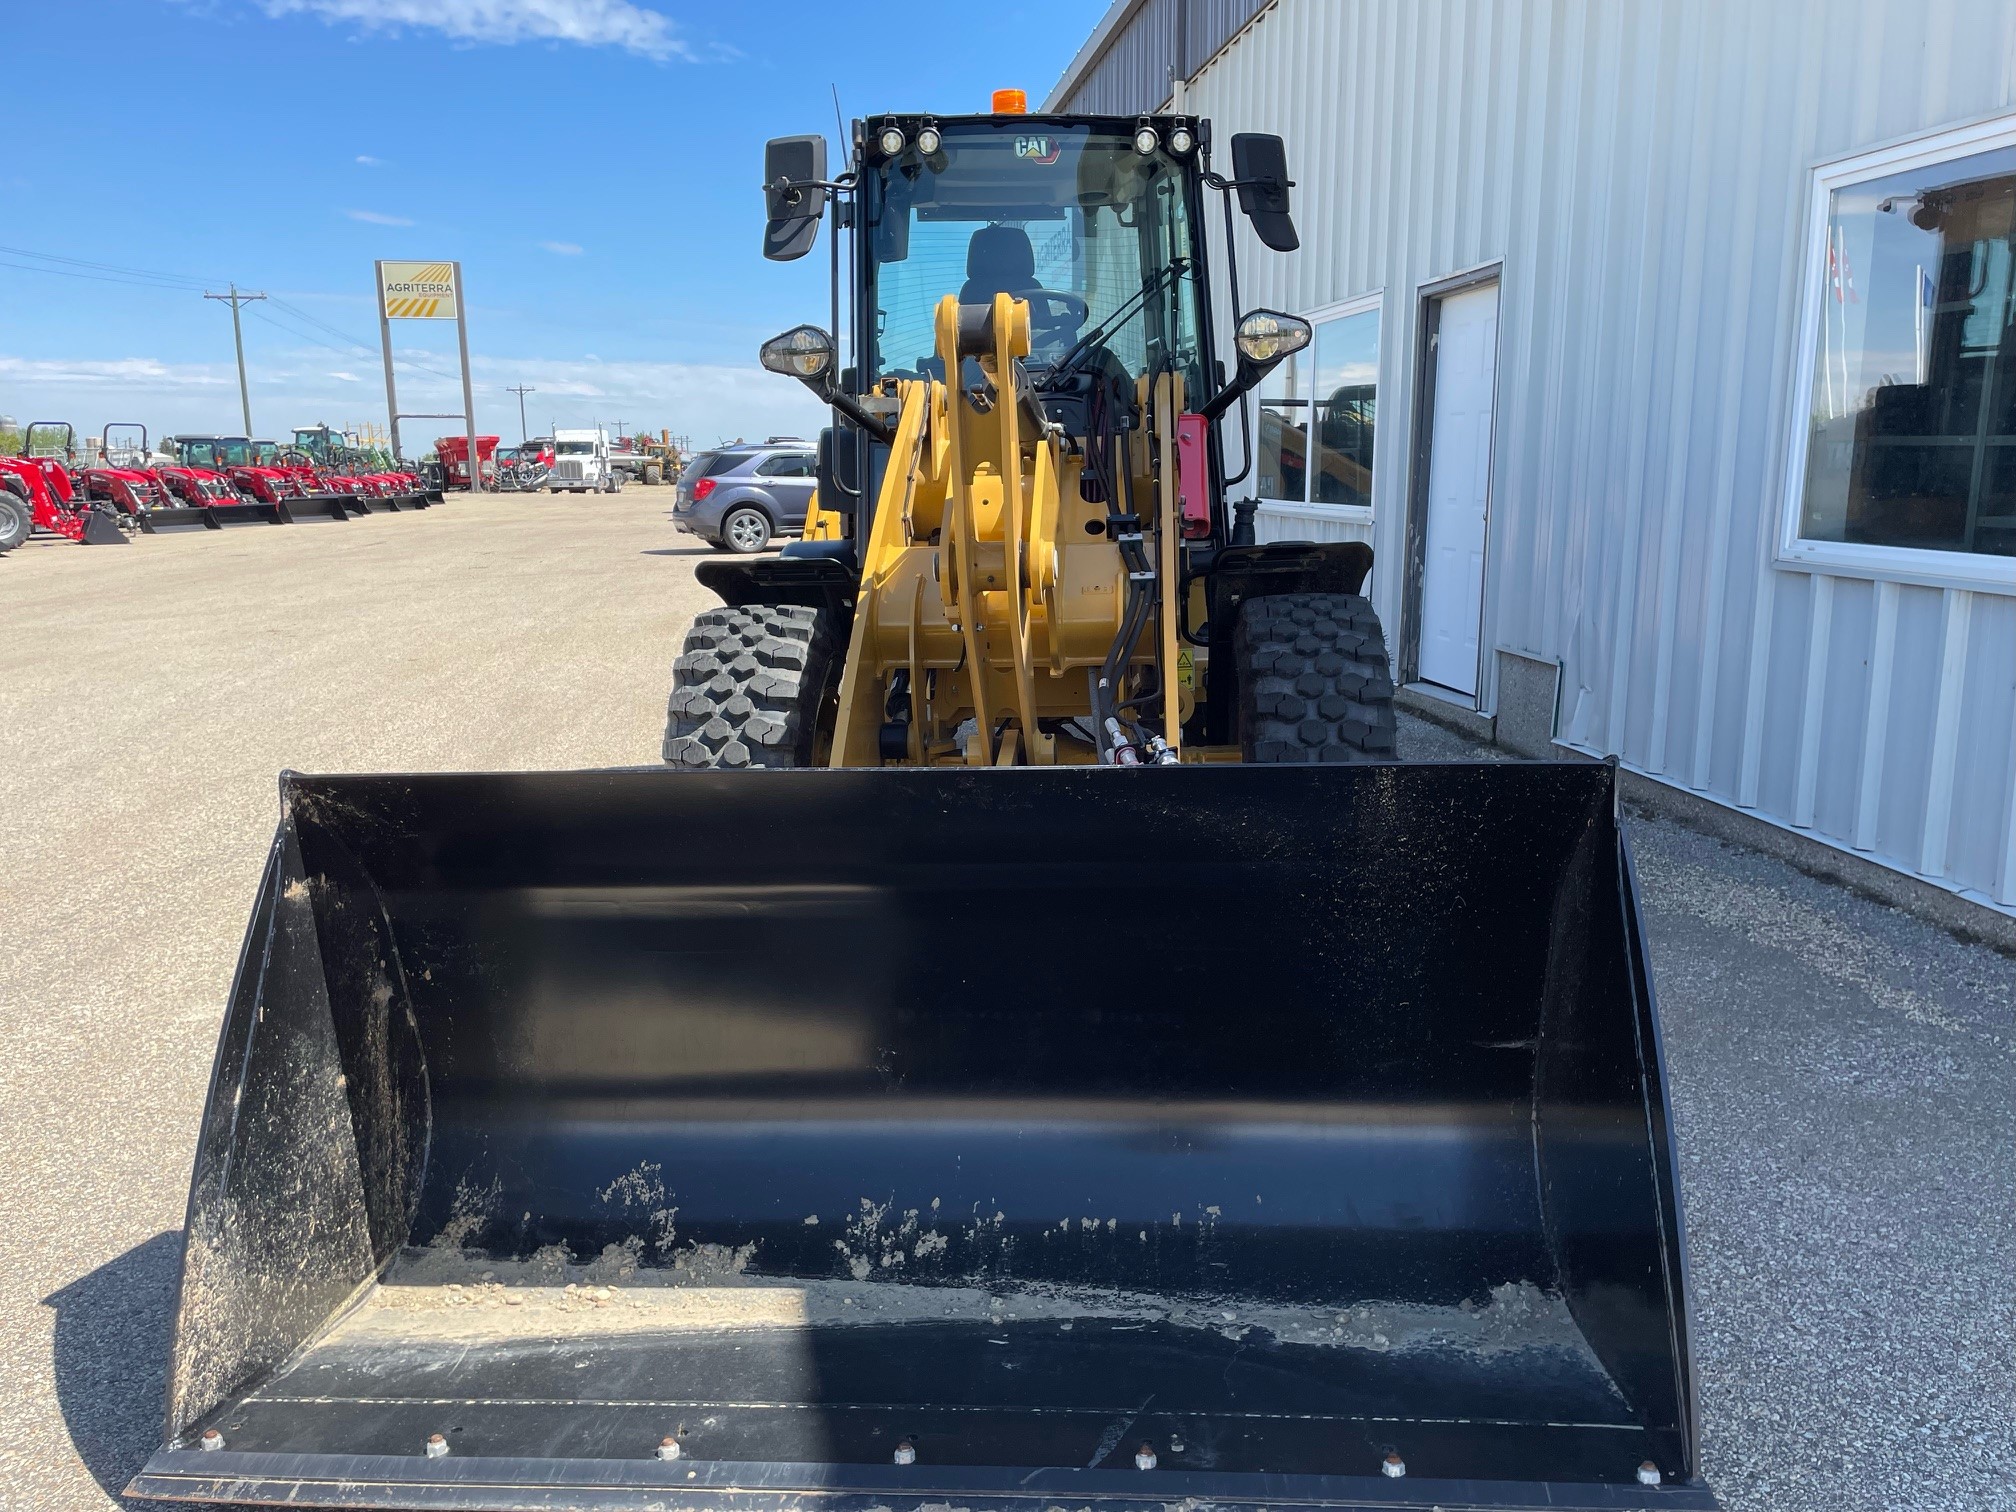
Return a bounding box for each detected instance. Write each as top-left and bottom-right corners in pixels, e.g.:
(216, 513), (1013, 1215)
(1133, 124), (1160, 155)
(1168, 123), (1195, 154)
(916, 124), (942, 156)
(1234, 310), (1312, 364)
(760, 325), (835, 381)
(878, 123), (907, 157)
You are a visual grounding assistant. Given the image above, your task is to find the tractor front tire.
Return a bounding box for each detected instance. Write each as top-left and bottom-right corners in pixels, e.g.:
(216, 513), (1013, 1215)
(1234, 592), (1397, 762)
(663, 604), (836, 768)
(0, 492), (29, 552)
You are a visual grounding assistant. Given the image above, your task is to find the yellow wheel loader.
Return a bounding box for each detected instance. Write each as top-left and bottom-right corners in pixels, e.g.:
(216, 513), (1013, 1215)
(133, 101), (1713, 1512)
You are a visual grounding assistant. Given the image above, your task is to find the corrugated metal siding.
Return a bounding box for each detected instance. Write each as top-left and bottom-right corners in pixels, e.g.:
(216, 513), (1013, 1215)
(1052, 0), (1274, 115)
(1176, 0), (2016, 913)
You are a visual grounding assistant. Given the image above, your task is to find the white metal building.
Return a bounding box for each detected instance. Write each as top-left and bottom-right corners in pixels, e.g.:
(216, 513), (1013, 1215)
(1050, 0), (2016, 922)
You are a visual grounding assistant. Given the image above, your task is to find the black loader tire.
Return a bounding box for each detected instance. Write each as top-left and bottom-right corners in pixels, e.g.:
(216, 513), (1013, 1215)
(1234, 592), (1397, 762)
(663, 604), (837, 768)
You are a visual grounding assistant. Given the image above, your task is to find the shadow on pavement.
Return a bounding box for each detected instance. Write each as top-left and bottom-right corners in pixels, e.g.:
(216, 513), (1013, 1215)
(43, 1229), (238, 1509)
(640, 546), (719, 556)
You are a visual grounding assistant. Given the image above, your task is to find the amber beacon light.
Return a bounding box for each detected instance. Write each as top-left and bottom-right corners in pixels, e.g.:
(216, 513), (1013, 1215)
(991, 88), (1028, 114)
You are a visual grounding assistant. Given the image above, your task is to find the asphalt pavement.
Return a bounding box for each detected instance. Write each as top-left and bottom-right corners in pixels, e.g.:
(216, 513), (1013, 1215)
(0, 497), (2008, 1511)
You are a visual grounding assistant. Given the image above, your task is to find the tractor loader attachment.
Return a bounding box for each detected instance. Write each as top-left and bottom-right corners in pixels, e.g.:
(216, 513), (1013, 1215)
(133, 761), (1708, 1512)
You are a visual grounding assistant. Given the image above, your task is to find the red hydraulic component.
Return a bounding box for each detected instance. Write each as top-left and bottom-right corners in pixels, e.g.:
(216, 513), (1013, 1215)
(1177, 413), (1211, 539)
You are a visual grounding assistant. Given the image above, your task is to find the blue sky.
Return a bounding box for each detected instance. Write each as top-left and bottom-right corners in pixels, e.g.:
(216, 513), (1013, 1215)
(1, 0), (1097, 447)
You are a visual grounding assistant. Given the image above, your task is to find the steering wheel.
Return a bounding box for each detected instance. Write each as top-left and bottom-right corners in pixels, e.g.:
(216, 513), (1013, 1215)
(1014, 288), (1089, 348)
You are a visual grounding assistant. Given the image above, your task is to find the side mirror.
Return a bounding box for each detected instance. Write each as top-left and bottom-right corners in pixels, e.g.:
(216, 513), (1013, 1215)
(1197, 310), (1311, 423)
(762, 135), (828, 262)
(1230, 133), (1298, 252)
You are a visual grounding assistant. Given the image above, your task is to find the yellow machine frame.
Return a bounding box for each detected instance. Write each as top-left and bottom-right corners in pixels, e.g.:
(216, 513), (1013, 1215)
(804, 292), (1197, 767)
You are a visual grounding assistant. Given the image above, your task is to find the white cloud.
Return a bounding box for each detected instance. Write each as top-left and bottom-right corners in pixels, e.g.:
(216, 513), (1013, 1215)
(0, 349), (823, 453)
(253, 0), (690, 60)
(539, 241), (584, 256)
(347, 208), (414, 226)
(356, 154), (382, 166)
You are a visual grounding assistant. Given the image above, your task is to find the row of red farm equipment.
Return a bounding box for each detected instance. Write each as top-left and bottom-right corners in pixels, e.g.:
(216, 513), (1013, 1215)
(0, 424), (482, 557)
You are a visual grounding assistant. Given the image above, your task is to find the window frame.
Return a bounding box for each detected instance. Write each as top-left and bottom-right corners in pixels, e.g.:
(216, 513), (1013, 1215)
(1254, 290), (1385, 524)
(1779, 112), (2016, 594)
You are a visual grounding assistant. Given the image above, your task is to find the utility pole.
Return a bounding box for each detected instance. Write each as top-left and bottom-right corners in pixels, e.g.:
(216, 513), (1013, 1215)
(507, 385), (536, 442)
(204, 283), (266, 435)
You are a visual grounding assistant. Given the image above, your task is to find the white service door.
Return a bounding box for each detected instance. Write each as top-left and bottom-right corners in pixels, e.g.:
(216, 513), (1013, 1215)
(1417, 282), (1499, 697)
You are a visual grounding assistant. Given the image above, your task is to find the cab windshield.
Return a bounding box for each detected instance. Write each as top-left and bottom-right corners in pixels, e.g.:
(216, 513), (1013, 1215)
(863, 122), (1204, 395)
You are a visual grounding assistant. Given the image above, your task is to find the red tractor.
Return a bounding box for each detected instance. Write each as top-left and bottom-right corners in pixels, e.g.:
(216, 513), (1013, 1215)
(0, 422), (126, 545)
(158, 436), (298, 524)
(76, 424), (218, 533)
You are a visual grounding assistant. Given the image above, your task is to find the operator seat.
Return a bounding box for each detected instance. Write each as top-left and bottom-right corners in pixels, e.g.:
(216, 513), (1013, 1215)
(960, 224), (1038, 304)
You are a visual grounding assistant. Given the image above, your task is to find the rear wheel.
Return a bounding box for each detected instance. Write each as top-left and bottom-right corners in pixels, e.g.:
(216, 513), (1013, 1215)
(1234, 592), (1397, 762)
(720, 505), (772, 554)
(663, 604), (837, 768)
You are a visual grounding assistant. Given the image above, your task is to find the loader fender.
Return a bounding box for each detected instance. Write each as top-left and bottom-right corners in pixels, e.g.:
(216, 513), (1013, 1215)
(694, 552), (857, 629)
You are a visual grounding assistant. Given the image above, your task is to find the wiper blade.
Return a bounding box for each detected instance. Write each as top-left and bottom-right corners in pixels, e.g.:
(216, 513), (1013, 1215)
(1035, 257), (1194, 391)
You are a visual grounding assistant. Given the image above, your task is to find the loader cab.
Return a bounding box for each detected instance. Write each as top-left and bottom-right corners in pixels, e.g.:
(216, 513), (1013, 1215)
(858, 117), (1209, 409)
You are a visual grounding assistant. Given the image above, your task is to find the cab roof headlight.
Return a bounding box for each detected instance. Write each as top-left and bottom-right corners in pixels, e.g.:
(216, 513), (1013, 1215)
(1234, 310), (1312, 365)
(1133, 124), (1160, 155)
(916, 124), (942, 155)
(1168, 123), (1195, 155)
(877, 123), (906, 157)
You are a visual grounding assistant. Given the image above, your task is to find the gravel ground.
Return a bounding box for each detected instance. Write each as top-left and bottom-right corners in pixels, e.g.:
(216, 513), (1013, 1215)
(0, 507), (2008, 1511)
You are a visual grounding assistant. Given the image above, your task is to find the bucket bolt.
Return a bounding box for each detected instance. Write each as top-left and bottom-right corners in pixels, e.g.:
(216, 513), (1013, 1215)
(425, 1433), (450, 1458)
(1381, 1452), (1406, 1478)
(893, 1437), (918, 1466)
(197, 1429), (224, 1452)
(1637, 1461), (1661, 1486)
(657, 1435), (683, 1461)
(1134, 1443), (1158, 1470)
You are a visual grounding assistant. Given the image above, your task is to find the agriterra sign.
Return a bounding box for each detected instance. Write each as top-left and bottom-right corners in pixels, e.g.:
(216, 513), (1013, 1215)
(378, 261), (460, 320)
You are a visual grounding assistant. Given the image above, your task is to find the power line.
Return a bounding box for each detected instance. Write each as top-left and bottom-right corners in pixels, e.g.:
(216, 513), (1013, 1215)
(0, 257), (202, 291)
(0, 243), (222, 288)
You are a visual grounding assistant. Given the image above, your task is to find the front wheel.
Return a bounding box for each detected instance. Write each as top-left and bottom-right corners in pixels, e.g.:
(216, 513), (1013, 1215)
(719, 505), (772, 554)
(1234, 592), (1397, 762)
(0, 493), (30, 552)
(663, 604), (836, 768)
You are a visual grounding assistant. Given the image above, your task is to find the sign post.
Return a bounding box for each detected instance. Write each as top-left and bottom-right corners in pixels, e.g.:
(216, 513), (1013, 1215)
(375, 260), (482, 491)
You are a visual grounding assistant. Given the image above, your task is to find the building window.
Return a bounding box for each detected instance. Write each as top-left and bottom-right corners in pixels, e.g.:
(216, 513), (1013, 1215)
(1787, 116), (2016, 585)
(1256, 299), (1381, 514)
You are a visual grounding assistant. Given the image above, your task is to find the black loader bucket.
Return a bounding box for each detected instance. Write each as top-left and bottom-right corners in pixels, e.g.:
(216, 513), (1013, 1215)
(290, 494), (361, 521)
(131, 763), (1710, 1512)
(136, 506), (222, 533)
(208, 499), (292, 526)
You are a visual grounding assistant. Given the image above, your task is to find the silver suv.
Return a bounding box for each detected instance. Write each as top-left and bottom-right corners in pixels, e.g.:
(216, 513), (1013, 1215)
(670, 440), (816, 553)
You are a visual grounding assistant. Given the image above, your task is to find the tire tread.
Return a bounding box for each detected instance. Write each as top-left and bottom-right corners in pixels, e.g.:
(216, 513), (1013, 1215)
(662, 604), (835, 768)
(1234, 591), (1397, 762)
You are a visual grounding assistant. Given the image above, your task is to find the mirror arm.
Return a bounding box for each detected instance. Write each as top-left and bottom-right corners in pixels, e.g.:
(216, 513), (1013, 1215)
(1197, 350), (1286, 426)
(797, 377), (893, 445)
